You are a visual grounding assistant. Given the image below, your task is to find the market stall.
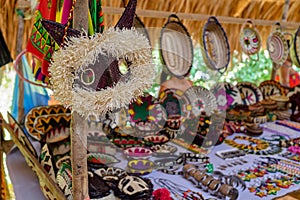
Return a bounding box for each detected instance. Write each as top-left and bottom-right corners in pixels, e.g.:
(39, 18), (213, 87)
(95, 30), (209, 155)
(1, 0), (300, 200)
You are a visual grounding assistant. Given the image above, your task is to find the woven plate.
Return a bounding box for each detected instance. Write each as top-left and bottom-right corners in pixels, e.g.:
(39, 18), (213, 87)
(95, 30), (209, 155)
(211, 82), (228, 111)
(290, 26), (300, 68)
(267, 24), (289, 65)
(224, 82), (243, 108)
(184, 86), (217, 116)
(25, 105), (70, 141)
(239, 20), (261, 57)
(160, 14), (193, 78)
(158, 88), (191, 119)
(237, 82), (263, 105)
(128, 94), (165, 133)
(259, 80), (285, 98)
(201, 16), (230, 73)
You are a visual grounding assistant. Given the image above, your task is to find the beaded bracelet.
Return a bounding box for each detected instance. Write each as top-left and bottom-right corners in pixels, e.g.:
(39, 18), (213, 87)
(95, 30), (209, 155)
(182, 164), (239, 200)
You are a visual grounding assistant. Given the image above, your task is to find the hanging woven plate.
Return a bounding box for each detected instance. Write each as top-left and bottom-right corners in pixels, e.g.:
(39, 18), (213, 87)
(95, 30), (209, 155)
(267, 23), (289, 65)
(201, 16), (230, 73)
(237, 82), (263, 105)
(160, 14), (193, 78)
(290, 26), (300, 68)
(239, 20), (261, 60)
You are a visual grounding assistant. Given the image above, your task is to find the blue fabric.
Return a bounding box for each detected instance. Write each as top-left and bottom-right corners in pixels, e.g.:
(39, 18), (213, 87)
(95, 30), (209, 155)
(11, 56), (49, 120)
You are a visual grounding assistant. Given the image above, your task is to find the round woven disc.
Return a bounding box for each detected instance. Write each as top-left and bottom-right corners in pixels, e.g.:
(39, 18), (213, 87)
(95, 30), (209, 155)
(160, 20), (193, 78)
(267, 31), (288, 65)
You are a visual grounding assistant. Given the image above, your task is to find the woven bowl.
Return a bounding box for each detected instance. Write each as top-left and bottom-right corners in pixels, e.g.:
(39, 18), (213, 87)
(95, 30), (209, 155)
(123, 146), (153, 160)
(201, 16), (230, 73)
(160, 14), (193, 78)
(127, 159), (154, 175)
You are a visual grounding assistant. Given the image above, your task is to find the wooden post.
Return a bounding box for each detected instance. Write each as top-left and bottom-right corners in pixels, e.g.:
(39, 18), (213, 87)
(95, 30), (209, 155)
(16, 15), (24, 121)
(72, 1), (89, 199)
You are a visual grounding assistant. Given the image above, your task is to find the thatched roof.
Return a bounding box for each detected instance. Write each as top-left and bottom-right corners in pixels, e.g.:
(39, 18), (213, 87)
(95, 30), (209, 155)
(103, 0), (300, 53)
(1, 0), (300, 59)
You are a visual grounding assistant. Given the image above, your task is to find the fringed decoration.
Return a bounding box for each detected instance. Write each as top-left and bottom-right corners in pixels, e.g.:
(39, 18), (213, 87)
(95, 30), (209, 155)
(50, 28), (155, 118)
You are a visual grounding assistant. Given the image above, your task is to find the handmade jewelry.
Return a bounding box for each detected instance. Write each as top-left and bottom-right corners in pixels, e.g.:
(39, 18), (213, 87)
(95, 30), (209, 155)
(50, 28), (155, 117)
(244, 143), (281, 155)
(248, 174), (299, 198)
(150, 178), (206, 200)
(215, 149), (246, 160)
(154, 153), (210, 175)
(225, 135), (269, 152)
(279, 137), (300, 148)
(182, 164), (239, 200)
(216, 159), (247, 170)
(259, 157), (300, 176)
(280, 151), (300, 163)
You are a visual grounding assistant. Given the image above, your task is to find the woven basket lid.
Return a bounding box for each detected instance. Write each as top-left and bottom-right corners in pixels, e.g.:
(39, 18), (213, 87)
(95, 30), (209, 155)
(290, 26), (300, 68)
(267, 23), (289, 65)
(201, 16), (230, 74)
(160, 14), (193, 78)
(239, 20), (261, 56)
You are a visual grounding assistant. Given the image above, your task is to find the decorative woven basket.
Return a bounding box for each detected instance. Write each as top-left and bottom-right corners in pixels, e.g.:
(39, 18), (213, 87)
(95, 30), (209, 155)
(200, 16), (230, 74)
(160, 14), (193, 78)
(290, 26), (300, 68)
(239, 20), (261, 59)
(267, 23), (289, 65)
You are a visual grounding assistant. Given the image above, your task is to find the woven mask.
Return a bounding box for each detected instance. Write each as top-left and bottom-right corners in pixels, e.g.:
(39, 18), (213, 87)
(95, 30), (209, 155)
(118, 175), (149, 196)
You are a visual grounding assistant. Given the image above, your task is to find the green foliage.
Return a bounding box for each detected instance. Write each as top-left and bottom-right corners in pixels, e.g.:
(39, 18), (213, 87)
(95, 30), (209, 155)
(221, 49), (273, 85)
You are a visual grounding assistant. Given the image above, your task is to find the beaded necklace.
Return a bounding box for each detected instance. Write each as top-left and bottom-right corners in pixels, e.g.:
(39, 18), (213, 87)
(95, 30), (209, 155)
(225, 136), (269, 152)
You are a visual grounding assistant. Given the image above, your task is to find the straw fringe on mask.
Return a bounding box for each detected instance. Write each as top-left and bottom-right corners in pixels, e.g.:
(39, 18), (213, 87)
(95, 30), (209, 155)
(49, 27), (155, 118)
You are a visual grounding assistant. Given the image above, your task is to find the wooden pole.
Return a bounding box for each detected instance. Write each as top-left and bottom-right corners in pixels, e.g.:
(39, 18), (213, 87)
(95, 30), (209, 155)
(72, 1), (89, 199)
(16, 15), (24, 122)
(102, 6), (300, 28)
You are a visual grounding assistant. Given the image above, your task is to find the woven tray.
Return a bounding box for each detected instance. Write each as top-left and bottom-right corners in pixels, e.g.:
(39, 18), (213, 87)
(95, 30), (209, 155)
(267, 23), (289, 65)
(201, 16), (230, 74)
(160, 14), (193, 78)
